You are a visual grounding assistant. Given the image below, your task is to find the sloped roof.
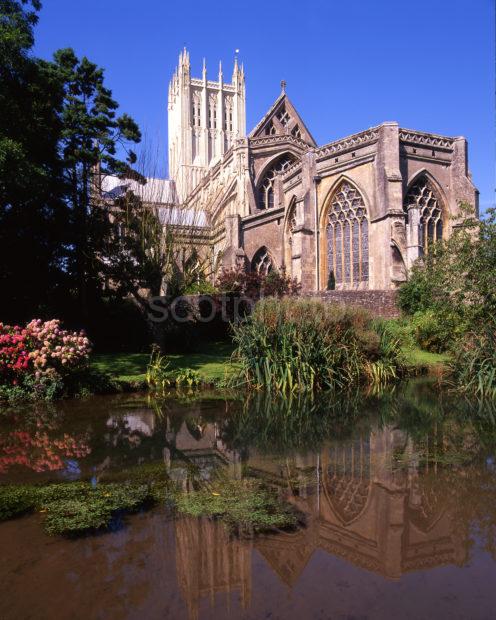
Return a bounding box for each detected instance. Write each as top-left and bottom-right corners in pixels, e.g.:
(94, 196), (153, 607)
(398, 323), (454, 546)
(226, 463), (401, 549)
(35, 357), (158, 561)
(101, 175), (208, 227)
(101, 174), (178, 205)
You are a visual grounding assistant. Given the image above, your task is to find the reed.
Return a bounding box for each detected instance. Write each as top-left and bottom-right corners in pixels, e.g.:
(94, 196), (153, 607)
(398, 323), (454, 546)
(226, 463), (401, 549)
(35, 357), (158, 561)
(231, 298), (403, 392)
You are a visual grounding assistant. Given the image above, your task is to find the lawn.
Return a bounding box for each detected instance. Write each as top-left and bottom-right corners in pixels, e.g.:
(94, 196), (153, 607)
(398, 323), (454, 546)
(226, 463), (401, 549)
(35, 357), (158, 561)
(91, 341), (448, 387)
(400, 346), (450, 373)
(91, 341), (238, 383)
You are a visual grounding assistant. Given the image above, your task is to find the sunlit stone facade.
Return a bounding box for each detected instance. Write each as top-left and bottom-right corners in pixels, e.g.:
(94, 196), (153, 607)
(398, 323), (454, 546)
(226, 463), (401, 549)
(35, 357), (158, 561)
(163, 50), (479, 293)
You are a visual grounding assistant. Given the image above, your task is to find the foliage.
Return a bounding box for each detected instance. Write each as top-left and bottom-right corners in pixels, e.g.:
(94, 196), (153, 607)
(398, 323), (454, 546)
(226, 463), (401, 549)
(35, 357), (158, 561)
(0, 481), (164, 535)
(399, 205), (496, 396)
(216, 266), (299, 299)
(52, 48), (141, 318)
(175, 477), (298, 535)
(146, 346), (172, 391)
(40, 483), (151, 536)
(231, 298), (404, 392)
(0, 318), (91, 401)
(1, 2), (145, 329)
(398, 205), (495, 326)
(450, 328), (496, 401)
(0, 485), (36, 520)
(0, 1), (67, 322)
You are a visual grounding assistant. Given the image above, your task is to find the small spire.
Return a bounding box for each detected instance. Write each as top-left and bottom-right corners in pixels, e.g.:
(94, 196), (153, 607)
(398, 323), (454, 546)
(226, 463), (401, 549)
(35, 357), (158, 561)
(202, 57), (207, 78)
(218, 60), (223, 78)
(280, 80), (286, 94)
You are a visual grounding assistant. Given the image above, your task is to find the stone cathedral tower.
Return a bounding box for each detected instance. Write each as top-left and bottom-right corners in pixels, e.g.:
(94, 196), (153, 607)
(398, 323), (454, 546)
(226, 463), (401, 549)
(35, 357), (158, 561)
(168, 48), (246, 202)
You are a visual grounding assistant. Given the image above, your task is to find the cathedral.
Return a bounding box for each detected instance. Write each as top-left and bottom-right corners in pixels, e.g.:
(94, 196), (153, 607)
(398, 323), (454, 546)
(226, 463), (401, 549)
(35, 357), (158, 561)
(107, 49), (479, 295)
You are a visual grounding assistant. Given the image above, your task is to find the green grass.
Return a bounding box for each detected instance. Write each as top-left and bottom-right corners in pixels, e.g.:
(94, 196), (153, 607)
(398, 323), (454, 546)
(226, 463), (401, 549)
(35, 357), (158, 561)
(401, 345), (450, 372)
(91, 341), (238, 384)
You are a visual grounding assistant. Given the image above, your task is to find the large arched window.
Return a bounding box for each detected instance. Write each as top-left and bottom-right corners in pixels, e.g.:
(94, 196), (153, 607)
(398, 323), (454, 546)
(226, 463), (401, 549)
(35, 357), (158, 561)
(326, 181), (369, 288)
(258, 154), (295, 210)
(251, 247), (273, 275)
(404, 175), (443, 254)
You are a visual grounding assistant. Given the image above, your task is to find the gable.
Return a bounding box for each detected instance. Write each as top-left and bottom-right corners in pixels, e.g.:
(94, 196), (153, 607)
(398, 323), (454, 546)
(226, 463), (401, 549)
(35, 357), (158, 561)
(250, 91), (317, 147)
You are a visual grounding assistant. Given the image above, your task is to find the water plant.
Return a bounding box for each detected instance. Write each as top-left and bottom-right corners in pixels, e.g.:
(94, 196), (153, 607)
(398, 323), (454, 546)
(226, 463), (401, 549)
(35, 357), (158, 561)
(175, 476), (298, 535)
(0, 481), (166, 536)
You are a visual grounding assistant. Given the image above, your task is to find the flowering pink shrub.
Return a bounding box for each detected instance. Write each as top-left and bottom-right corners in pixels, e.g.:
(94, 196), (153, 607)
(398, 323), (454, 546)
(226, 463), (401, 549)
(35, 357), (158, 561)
(0, 319), (91, 387)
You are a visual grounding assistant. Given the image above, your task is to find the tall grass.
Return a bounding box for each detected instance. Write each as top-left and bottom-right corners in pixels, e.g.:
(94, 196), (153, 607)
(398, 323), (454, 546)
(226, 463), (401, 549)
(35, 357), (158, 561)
(231, 299), (403, 392)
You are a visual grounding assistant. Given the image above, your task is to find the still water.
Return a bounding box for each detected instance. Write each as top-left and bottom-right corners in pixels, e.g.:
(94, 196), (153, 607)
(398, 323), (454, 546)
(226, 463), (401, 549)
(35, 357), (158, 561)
(1, 381), (496, 619)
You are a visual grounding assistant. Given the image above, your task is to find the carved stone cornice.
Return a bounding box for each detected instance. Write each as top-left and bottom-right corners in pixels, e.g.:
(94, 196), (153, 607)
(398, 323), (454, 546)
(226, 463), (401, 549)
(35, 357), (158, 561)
(316, 127), (380, 161)
(249, 134), (309, 150)
(399, 128), (454, 151)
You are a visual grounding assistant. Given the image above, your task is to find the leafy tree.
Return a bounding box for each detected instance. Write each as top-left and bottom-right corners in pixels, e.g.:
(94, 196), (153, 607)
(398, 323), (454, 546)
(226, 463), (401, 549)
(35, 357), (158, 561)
(399, 205), (496, 398)
(52, 48), (141, 318)
(0, 0), (66, 321)
(399, 204), (496, 328)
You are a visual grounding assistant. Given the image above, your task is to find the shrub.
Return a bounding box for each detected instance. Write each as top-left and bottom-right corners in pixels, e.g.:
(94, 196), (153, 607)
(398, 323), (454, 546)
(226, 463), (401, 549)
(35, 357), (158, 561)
(451, 329), (496, 401)
(0, 319), (91, 401)
(232, 298), (403, 391)
(216, 267), (299, 299)
(410, 310), (453, 353)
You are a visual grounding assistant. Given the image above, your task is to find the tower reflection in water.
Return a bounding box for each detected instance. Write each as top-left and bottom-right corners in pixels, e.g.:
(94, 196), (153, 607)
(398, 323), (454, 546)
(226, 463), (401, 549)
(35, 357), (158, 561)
(162, 413), (470, 620)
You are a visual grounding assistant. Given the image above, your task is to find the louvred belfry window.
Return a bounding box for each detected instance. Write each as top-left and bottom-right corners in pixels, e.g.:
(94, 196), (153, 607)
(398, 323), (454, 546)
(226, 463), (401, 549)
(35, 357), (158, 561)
(404, 176), (443, 254)
(326, 181), (369, 288)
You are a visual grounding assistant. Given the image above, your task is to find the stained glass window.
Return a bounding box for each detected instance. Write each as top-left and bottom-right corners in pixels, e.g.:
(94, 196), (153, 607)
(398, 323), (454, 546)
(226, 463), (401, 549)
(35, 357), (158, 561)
(326, 181), (369, 288)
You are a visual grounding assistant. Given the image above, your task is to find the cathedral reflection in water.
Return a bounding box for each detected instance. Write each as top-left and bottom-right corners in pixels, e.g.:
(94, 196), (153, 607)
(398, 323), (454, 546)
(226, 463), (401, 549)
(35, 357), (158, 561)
(153, 413), (468, 620)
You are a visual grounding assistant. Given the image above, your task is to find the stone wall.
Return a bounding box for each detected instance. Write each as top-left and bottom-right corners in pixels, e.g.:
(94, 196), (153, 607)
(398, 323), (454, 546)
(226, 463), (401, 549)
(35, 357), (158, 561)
(305, 290), (400, 318)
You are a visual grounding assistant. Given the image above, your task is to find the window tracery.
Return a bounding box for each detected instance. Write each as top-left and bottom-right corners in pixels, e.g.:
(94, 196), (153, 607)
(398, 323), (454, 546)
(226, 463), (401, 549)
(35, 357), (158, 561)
(208, 94), (217, 129)
(251, 247), (273, 275)
(192, 92), (201, 127)
(258, 154), (295, 210)
(291, 124), (301, 139)
(277, 105), (290, 126)
(326, 181), (369, 288)
(404, 176), (443, 254)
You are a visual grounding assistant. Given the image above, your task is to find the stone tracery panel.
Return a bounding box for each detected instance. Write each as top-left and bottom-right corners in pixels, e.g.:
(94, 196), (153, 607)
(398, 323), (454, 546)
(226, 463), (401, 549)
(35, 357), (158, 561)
(404, 175), (443, 254)
(258, 154), (296, 210)
(326, 181), (369, 289)
(251, 246), (274, 275)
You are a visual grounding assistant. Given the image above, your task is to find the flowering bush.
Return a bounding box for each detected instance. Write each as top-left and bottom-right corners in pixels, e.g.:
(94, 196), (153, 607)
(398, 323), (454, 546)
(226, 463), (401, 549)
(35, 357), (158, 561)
(0, 319), (91, 397)
(216, 267), (300, 299)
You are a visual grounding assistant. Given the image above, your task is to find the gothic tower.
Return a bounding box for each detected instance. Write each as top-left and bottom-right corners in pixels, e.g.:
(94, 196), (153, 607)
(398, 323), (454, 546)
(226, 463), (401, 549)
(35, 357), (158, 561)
(168, 48), (246, 202)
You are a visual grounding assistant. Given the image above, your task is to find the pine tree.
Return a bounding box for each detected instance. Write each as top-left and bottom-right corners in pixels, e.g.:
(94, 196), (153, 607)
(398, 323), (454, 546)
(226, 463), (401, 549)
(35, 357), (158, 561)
(53, 48), (141, 318)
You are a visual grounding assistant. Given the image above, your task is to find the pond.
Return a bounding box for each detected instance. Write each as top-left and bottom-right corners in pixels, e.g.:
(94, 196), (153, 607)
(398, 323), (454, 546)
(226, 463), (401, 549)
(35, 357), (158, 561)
(1, 380), (496, 619)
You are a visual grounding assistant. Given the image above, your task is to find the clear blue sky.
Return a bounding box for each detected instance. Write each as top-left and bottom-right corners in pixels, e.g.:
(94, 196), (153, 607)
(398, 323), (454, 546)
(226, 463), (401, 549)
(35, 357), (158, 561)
(34, 0), (495, 211)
